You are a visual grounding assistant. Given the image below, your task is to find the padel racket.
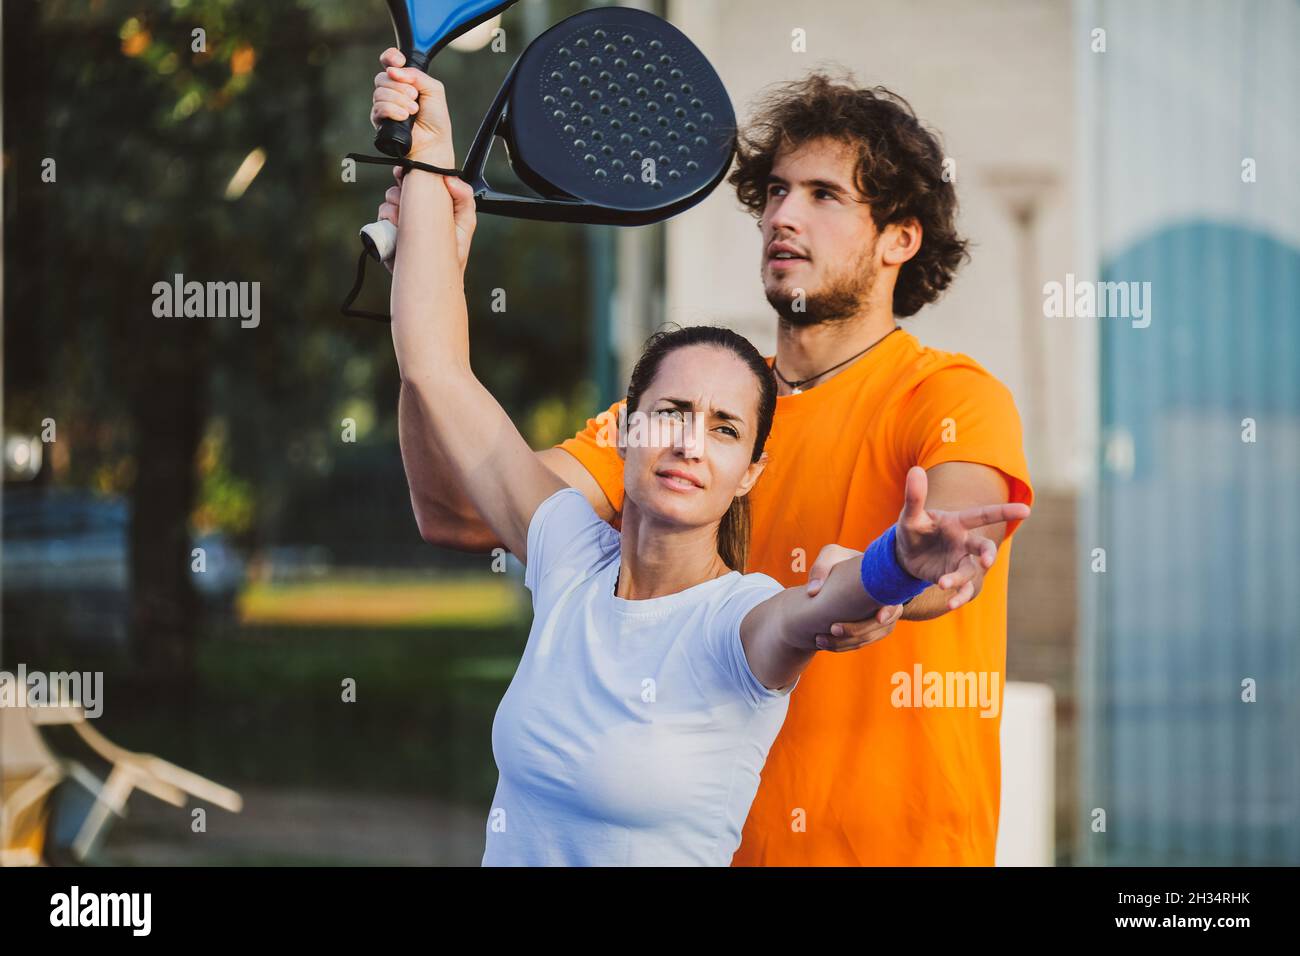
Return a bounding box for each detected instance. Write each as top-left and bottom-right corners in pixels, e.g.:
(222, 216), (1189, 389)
(344, 2), (737, 320)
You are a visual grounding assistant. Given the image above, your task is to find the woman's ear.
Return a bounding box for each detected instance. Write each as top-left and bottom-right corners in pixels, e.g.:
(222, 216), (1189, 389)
(735, 452), (768, 497)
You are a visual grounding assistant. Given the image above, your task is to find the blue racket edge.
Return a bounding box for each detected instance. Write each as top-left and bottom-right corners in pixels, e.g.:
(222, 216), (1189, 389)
(374, 0), (521, 158)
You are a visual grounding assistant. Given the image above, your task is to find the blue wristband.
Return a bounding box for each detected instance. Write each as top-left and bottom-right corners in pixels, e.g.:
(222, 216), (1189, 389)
(859, 525), (929, 605)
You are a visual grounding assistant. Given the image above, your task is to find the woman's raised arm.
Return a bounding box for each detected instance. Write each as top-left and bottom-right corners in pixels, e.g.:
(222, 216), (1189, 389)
(385, 66), (565, 562)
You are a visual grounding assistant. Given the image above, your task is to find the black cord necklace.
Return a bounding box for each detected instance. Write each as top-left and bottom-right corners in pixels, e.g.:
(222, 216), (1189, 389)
(772, 327), (901, 394)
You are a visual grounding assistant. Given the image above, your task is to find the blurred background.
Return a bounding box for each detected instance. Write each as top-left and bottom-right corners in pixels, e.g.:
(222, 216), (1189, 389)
(2, 0), (1297, 865)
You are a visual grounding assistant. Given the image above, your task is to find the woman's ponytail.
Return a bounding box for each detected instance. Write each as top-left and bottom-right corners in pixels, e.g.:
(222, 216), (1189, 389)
(717, 494), (752, 572)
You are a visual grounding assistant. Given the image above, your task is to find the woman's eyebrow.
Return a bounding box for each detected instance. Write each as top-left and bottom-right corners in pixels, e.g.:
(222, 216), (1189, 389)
(660, 396), (744, 426)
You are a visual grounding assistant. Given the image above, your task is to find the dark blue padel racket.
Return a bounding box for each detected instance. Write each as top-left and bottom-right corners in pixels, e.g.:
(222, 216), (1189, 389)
(344, 1), (737, 320)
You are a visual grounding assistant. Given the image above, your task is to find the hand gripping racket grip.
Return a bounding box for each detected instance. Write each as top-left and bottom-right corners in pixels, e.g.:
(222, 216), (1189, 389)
(374, 48), (430, 158)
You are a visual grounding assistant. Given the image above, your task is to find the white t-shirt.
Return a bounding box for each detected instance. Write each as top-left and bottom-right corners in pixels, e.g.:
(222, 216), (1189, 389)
(482, 486), (796, 866)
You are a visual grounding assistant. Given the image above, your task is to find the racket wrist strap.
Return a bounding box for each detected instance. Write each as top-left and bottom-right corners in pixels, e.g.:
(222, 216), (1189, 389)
(345, 152), (464, 178)
(340, 247), (392, 322)
(339, 153), (465, 321)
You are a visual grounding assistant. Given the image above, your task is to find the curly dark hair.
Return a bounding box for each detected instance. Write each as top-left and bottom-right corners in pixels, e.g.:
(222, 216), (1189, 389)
(729, 71), (970, 318)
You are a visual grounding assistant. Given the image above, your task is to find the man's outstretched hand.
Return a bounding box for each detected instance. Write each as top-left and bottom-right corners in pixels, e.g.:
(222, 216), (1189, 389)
(804, 543), (904, 653)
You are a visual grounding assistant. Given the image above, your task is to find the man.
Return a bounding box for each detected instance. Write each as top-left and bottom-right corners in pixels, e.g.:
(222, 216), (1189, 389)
(372, 55), (1032, 865)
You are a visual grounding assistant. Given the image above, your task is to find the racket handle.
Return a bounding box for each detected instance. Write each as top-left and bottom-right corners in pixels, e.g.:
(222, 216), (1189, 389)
(374, 50), (429, 157)
(374, 117), (414, 158)
(360, 218), (398, 263)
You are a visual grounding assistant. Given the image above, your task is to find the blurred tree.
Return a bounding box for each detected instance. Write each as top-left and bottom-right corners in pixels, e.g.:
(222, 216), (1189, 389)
(5, 0), (337, 685)
(3, 0), (601, 686)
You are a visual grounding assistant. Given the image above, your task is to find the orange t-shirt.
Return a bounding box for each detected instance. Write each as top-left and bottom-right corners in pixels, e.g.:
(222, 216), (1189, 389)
(556, 329), (1033, 865)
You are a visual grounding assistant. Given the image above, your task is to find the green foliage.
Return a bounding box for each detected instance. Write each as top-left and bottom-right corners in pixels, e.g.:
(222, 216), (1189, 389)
(6, 0), (598, 564)
(194, 418), (255, 535)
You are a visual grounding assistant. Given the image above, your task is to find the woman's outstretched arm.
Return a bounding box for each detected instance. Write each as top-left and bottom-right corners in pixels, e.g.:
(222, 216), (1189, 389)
(386, 69), (564, 562)
(739, 466), (1031, 691)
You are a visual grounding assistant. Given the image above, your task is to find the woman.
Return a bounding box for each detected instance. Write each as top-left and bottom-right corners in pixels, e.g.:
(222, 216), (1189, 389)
(372, 54), (1030, 865)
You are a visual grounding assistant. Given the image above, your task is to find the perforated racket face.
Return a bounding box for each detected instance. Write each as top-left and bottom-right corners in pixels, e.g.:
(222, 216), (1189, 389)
(502, 7), (736, 223)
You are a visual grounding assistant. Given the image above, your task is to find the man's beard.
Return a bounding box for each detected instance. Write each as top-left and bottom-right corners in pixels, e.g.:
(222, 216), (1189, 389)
(766, 243), (878, 327)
